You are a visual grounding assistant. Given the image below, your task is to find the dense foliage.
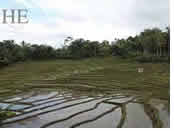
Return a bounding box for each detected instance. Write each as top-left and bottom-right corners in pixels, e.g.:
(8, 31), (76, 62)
(0, 27), (170, 68)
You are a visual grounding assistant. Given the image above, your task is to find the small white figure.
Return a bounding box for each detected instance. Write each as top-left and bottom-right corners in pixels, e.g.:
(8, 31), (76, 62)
(138, 68), (144, 73)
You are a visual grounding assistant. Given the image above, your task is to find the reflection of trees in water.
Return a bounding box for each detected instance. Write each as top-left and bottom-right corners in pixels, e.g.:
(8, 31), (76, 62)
(116, 104), (126, 128)
(69, 97), (134, 128)
(164, 99), (170, 115)
(0, 91), (169, 128)
(143, 103), (163, 128)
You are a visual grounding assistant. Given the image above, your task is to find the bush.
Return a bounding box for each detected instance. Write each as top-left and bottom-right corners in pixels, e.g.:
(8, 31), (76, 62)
(0, 57), (9, 67)
(0, 111), (16, 122)
(135, 56), (169, 63)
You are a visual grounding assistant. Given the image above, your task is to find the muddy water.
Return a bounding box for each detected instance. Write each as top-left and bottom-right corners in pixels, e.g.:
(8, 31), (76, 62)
(0, 89), (170, 128)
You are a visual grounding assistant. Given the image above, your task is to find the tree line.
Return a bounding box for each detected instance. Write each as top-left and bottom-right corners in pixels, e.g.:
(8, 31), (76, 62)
(0, 27), (170, 67)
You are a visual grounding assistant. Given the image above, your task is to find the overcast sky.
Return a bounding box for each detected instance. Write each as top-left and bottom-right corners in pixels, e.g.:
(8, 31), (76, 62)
(0, 0), (169, 47)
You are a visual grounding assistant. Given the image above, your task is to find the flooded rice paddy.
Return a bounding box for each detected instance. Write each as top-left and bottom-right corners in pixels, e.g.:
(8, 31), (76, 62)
(0, 59), (170, 128)
(0, 88), (170, 128)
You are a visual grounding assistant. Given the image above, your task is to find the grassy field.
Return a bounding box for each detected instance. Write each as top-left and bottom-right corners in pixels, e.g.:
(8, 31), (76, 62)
(0, 57), (170, 100)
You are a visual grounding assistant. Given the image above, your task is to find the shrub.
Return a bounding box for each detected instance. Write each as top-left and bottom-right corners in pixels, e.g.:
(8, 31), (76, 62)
(135, 56), (169, 63)
(0, 111), (16, 122)
(0, 57), (9, 67)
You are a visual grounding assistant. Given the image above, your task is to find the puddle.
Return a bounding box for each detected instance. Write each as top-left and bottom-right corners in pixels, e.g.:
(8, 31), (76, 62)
(0, 103), (30, 111)
(122, 103), (152, 128)
(20, 92), (58, 103)
(67, 104), (121, 128)
(106, 97), (134, 104)
(5, 98), (23, 102)
(0, 89), (170, 128)
(149, 99), (170, 128)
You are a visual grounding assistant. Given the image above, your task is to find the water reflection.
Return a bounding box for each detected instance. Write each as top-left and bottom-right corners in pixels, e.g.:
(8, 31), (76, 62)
(0, 89), (170, 128)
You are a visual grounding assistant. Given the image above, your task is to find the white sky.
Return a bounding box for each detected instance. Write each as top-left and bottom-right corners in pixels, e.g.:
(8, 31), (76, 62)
(0, 0), (169, 47)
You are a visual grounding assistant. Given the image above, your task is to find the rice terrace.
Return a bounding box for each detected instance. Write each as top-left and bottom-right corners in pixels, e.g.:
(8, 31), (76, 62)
(0, 57), (170, 128)
(0, 0), (170, 128)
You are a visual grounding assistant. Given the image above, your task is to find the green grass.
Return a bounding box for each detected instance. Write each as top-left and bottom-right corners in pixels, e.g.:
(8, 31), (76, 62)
(0, 111), (16, 122)
(0, 57), (170, 100)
